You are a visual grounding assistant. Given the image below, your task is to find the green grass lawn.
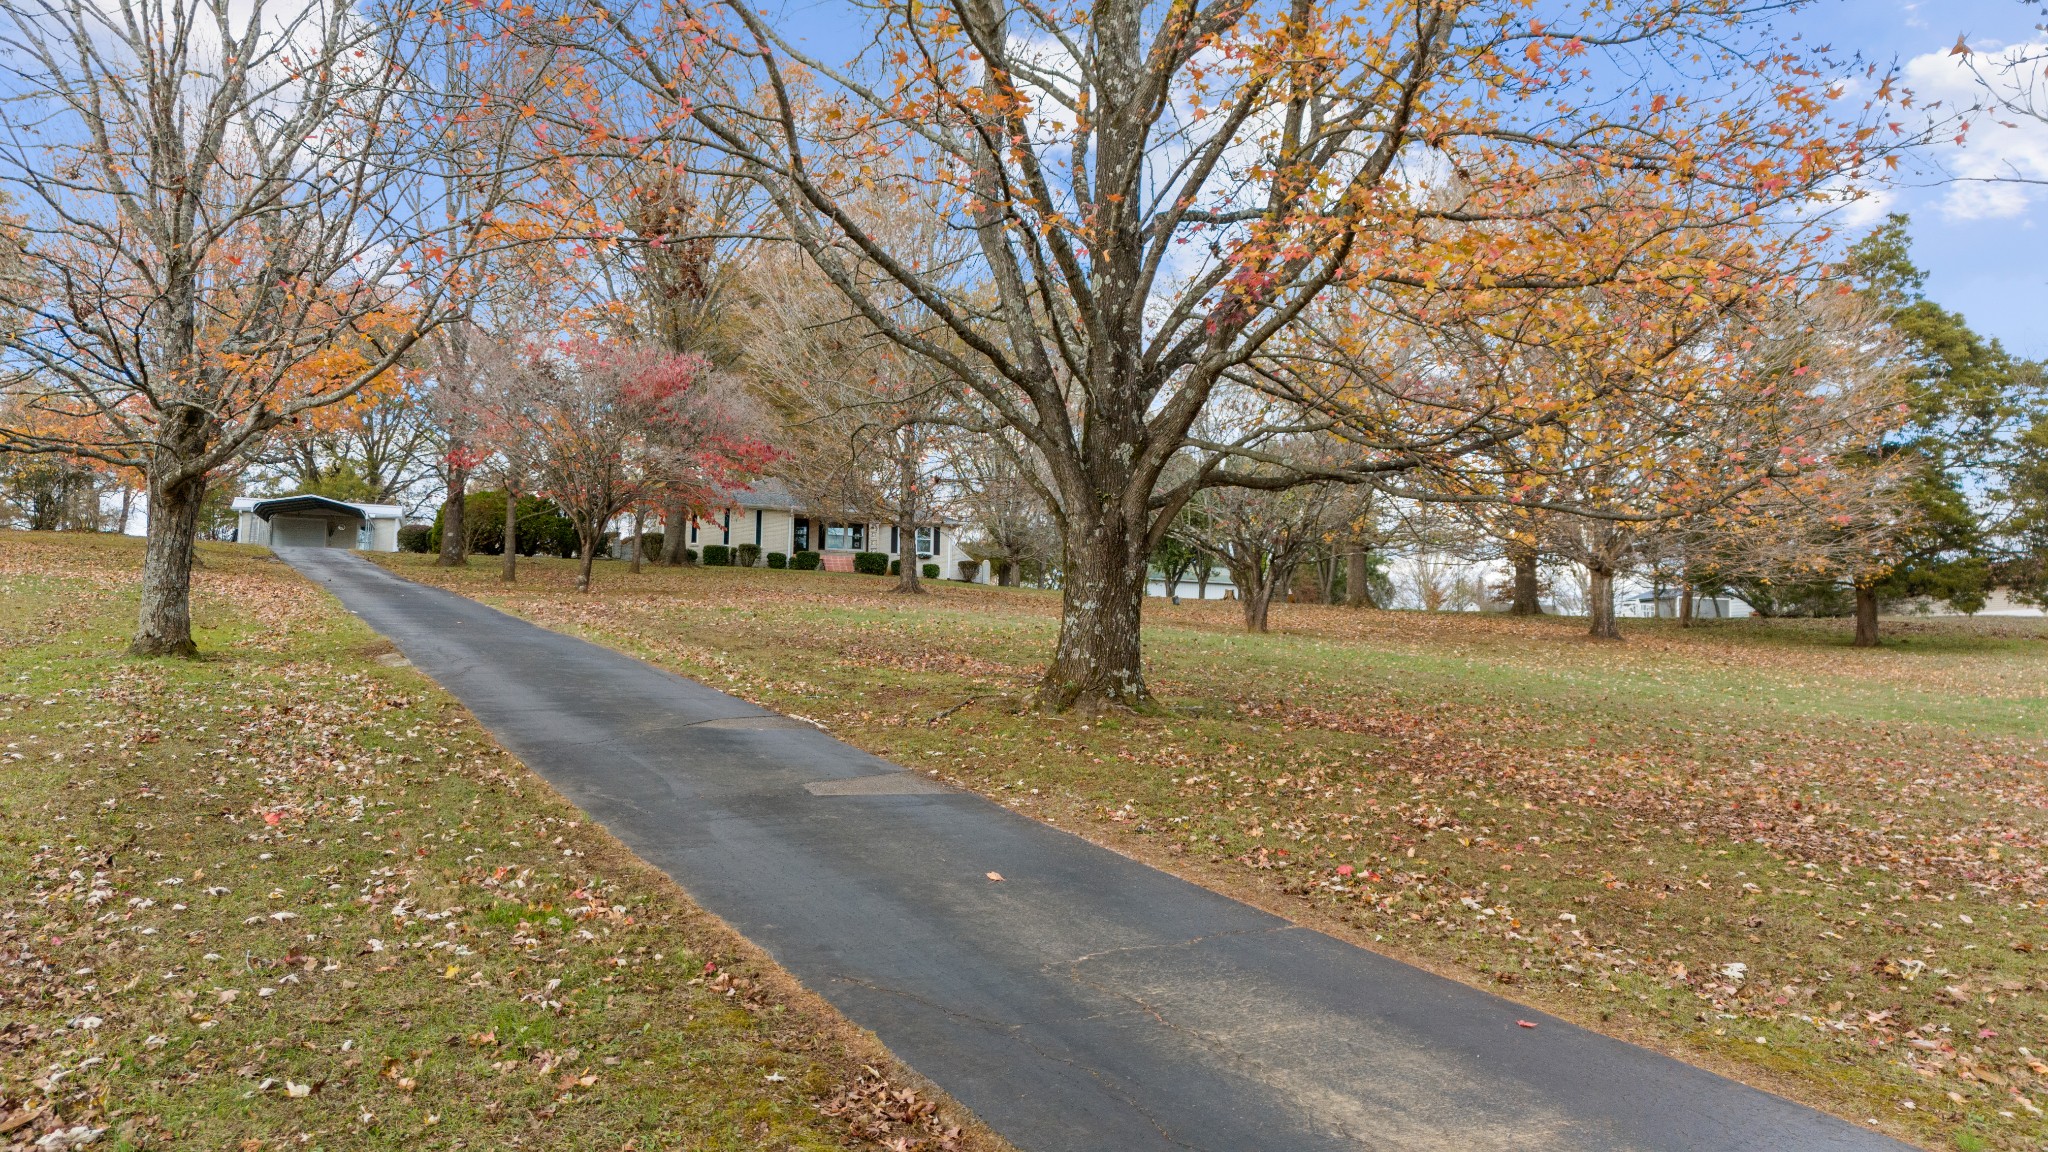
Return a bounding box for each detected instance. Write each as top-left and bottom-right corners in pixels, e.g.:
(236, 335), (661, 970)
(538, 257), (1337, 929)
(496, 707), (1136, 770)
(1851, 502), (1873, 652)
(383, 551), (2048, 1152)
(0, 532), (992, 1152)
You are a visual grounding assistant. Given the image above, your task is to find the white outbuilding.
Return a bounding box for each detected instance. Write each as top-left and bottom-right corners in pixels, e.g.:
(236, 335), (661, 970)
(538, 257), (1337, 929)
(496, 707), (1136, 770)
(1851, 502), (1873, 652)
(231, 495), (403, 552)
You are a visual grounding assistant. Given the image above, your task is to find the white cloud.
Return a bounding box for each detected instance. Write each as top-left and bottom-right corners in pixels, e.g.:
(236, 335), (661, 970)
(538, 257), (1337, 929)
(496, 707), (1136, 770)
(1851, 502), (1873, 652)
(1901, 40), (2048, 221)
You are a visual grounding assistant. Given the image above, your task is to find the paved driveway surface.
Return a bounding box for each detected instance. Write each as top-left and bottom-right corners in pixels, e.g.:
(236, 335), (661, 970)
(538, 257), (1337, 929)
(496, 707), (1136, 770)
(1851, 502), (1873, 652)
(283, 549), (1917, 1152)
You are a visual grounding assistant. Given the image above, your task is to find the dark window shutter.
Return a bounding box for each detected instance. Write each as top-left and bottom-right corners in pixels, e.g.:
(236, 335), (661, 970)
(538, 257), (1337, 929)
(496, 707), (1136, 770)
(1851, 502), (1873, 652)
(754, 509), (763, 546)
(721, 509), (730, 545)
(890, 526), (899, 554)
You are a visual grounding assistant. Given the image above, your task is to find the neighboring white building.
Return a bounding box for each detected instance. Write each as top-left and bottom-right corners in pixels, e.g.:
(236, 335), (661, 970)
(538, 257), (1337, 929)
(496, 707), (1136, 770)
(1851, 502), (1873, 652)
(232, 495), (403, 552)
(676, 479), (978, 577)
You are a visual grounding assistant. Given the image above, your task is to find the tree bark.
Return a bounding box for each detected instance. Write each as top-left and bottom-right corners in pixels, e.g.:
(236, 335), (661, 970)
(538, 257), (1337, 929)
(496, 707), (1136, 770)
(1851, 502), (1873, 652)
(117, 484), (134, 536)
(894, 446), (922, 594)
(576, 532), (598, 592)
(630, 507), (645, 574)
(998, 559), (1018, 587)
(1508, 546), (1542, 616)
(1039, 524), (1148, 710)
(131, 470), (206, 657)
(1853, 584), (1880, 647)
(1345, 547), (1369, 608)
(1242, 578), (1273, 631)
(1678, 582), (1694, 627)
(1587, 564), (1621, 640)
(437, 462), (468, 567)
(500, 486), (518, 583)
(1196, 554), (1212, 601)
(660, 493), (688, 565)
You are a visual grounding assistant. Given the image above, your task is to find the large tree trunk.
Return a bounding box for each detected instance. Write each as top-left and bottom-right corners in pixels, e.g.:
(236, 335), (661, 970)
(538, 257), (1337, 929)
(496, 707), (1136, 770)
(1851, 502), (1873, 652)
(1587, 564), (1621, 640)
(500, 486), (518, 583)
(131, 469), (206, 657)
(1243, 576), (1273, 632)
(660, 494), (688, 565)
(437, 462), (468, 567)
(1344, 547), (1368, 607)
(1039, 522), (1148, 710)
(1853, 584), (1880, 647)
(895, 437), (923, 594)
(576, 530), (598, 592)
(998, 558), (1018, 587)
(1678, 582), (1693, 627)
(1508, 546), (1542, 616)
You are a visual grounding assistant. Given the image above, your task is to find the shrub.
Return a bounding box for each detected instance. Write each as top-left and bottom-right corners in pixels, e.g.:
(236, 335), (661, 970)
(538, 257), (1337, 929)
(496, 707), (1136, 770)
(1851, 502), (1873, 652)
(428, 490), (578, 557)
(701, 544), (732, 566)
(922, 563), (940, 579)
(397, 524), (434, 553)
(638, 531), (664, 558)
(683, 548), (698, 565)
(766, 552), (787, 569)
(790, 551), (821, 571)
(957, 560), (982, 582)
(735, 543), (761, 567)
(853, 551), (889, 575)
(889, 558), (901, 576)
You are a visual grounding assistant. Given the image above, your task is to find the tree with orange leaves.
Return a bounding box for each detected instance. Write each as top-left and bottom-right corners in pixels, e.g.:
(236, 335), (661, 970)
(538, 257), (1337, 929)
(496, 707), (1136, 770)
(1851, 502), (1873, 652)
(584, 0), (1912, 708)
(0, 0), (549, 655)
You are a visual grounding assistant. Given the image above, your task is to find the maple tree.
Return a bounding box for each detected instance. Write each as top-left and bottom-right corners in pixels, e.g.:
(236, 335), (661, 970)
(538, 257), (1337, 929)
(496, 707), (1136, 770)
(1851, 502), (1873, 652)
(507, 336), (774, 591)
(582, 0), (1902, 707)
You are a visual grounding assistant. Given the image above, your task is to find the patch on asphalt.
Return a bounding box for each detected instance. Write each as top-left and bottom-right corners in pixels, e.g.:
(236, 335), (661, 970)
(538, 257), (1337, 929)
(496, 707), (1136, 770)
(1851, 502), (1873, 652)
(691, 715), (817, 730)
(803, 774), (951, 797)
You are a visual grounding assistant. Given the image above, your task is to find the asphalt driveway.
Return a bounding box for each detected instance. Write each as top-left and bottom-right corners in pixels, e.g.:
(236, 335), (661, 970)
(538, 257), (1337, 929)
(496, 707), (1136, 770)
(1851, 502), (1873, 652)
(283, 549), (1917, 1152)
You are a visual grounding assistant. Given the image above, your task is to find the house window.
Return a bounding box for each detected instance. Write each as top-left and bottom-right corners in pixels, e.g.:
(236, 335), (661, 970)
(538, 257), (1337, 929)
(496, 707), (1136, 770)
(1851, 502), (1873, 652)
(721, 509), (730, 545)
(754, 509), (763, 546)
(824, 523), (864, 551)
(915, 526), (937, 557)
(689, 522), (698, 544)
(793, 519), (809, 552)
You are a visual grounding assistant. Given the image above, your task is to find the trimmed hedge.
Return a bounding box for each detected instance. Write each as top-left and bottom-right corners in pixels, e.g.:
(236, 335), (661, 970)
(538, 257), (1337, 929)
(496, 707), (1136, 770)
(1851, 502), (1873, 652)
(790, 551), (821, 571)
(683, 548), (698, 565)
(853, 551), (889, 575)
(701, 544), (733, 566)
(766, 552), (787, 569)
(889, 558), (901, 576)
(922, 563), (940, 579)
(735, 543), (761, 567)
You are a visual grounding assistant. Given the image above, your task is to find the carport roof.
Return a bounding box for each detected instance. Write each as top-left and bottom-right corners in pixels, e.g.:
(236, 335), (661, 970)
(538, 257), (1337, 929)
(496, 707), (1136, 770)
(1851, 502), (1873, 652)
(248, 495), (367, 522)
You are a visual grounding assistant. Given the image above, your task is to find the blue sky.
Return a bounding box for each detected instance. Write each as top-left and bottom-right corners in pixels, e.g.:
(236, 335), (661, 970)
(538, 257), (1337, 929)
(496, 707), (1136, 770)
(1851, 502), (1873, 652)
(1780, 0), (2048, 357)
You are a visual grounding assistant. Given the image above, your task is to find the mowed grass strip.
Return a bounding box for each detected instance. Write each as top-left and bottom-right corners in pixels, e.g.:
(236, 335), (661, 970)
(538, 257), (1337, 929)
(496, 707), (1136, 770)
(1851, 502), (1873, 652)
(383, 552), (2048, 1152)
(0, 532), (996, 1152)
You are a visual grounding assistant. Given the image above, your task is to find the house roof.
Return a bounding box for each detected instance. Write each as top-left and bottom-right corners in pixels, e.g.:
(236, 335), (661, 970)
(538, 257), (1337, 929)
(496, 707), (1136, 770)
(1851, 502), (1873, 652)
(237, 494), (396, 521)
(720, 477), (799, 509)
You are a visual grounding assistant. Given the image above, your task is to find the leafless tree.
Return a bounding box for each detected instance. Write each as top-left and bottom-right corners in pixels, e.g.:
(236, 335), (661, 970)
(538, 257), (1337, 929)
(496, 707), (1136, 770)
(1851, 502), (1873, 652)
(0, 0), (542, 653)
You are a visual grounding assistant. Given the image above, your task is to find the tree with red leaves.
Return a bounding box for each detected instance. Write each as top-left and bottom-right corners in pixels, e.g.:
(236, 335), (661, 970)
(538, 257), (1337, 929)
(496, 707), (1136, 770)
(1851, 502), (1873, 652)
(508, 338), (774, 591)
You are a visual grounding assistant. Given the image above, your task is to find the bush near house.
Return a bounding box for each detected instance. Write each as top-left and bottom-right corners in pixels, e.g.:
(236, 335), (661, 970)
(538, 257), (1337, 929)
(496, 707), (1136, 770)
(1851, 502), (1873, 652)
(701, 544), (733, 566)
(428, 491), (578, 558)
(638, 531), (665, 558)
(790, 551), (821, 571)
(923, 563), (940, 579)
(736, 543), (761, 567)
(397, 523), (434, 553)
(854, 552), (889, 576)
(767, 552), (788, 569)
(889, 559), (901, 576)
(683, 548), (699, 564)
(957, 560), (982, 582)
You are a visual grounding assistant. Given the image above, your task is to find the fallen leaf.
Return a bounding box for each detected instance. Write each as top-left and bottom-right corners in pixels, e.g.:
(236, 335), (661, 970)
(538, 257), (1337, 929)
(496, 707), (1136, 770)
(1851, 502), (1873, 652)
(985, 872), (1004, 882)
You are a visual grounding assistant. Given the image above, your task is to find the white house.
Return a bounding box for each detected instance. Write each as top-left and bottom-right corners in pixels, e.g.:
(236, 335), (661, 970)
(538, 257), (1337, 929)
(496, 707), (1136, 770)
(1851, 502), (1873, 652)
(678, 479), (977, 577)
(232, 495), (403, 552)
